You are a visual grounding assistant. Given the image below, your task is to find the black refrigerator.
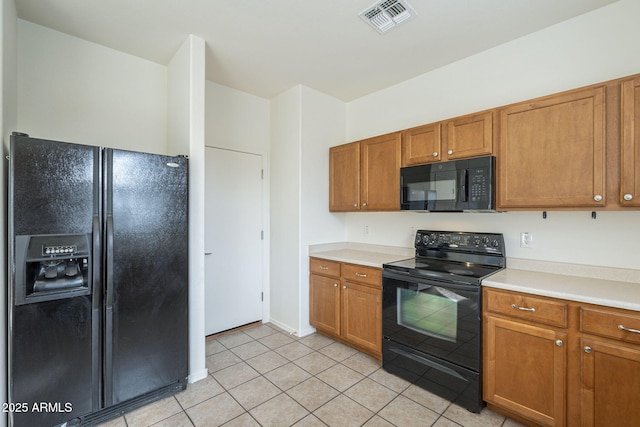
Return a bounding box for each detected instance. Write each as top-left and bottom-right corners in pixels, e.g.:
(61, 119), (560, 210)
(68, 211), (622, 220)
(7, 133), (189, 427)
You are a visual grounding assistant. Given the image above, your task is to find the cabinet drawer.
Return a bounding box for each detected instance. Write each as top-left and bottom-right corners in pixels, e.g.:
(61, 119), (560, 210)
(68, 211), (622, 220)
(310, 258), (341, 278)
(581, 306), (640, 345)
(484, 288), (568, 328)
(342, 263), (381, 287)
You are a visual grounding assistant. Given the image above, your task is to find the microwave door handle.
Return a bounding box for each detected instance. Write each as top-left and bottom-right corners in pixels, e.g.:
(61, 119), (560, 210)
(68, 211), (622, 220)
(459, 169), (468, 202)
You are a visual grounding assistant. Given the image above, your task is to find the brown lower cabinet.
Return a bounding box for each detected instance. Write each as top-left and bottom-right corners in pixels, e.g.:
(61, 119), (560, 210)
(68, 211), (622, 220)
(483, 287), (640, 427)
(309, 257), (382, 359)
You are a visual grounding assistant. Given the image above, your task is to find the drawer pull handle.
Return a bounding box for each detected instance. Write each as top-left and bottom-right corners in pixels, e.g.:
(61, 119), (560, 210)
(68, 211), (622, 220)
(511, 304), (536, 312)
(355, 273), (367, 278)
(618, 324), (640, 334)
(319, 266), (329, 270)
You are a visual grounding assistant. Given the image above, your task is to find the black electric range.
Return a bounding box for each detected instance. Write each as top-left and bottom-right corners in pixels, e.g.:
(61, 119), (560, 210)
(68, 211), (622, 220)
(381, 230), (506, 413)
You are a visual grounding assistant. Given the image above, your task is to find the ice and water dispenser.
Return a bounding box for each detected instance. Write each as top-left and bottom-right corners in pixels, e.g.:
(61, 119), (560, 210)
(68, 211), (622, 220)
(14, 234), (91, 305)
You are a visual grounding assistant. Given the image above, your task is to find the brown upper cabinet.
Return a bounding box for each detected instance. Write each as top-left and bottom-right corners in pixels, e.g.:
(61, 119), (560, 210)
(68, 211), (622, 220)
(329, 132), (401, 212)
(621, 75), (640, 207)
(331, 72), (640, 213)
(329, 141), (360, 211)
(446, 111), (494, 160)
(402, 111), (493, 166)
(402, 122), (442, 165)
(497, 86), (607, 209)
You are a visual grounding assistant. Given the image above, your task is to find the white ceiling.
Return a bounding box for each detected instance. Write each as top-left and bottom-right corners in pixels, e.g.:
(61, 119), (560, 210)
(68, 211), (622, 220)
(15, 0), (618, 101)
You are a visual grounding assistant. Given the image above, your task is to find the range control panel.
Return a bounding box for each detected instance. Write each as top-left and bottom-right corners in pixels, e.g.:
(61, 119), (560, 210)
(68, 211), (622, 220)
(415, 230), (504, 254)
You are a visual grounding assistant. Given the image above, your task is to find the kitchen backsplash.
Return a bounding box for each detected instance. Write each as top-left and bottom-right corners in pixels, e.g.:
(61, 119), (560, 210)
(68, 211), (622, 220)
(343, 210), (640, 271)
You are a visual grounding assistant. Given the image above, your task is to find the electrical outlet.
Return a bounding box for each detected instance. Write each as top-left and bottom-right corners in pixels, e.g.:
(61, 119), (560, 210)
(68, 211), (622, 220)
(520, 232), (534, 248)
(363, 225), (369, 237)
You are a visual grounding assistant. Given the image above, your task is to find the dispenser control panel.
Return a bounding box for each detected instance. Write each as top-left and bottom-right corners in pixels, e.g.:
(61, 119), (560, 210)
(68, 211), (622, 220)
(42, 244), (77, 256)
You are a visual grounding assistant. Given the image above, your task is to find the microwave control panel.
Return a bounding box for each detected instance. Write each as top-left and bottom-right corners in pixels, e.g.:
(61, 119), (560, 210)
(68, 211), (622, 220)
(469, 168), (489, 202)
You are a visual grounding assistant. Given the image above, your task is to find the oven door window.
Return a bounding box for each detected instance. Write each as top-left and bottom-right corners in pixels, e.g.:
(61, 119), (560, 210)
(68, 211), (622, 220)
(382, 272), (481, 371)
(397, 287), (459, 342)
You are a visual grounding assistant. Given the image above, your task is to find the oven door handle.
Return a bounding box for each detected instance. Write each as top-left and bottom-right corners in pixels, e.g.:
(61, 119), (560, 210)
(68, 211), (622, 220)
(382, 269), (479, 292)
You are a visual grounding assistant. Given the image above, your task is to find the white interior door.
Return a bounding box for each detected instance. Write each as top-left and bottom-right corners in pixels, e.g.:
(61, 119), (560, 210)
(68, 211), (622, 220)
(204, 147), (264, 335)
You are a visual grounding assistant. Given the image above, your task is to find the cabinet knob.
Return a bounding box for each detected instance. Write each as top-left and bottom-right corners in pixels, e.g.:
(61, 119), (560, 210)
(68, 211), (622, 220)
(624, 193), (634, 201)
(343, 285), (347, 289)
(593, 195), (603, 202)
(447, 149), (453, 155)
(584, 346), (592, 353)
(362, 202), (367, 207)
(555, 339), (563, 347)
(353, 203), (358, 208)
(333, 283), (338, 287)
(433, 152), (438, 157)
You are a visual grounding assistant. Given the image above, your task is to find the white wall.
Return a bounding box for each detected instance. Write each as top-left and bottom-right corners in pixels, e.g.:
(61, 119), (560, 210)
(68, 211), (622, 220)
(299, 86), (346, 335)
(270, 85), (347, 335)
(270, 86), (302, 332)
(167, 35), (208, 383)
(344, 0), (640, 270)
(1, 2), (18, 426)
(17, 20), (167, 153)
(205, 81), (270, 153)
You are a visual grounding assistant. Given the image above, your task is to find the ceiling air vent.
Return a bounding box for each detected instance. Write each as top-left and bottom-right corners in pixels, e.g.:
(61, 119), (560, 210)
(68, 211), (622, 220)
(359, 0), (417, 34)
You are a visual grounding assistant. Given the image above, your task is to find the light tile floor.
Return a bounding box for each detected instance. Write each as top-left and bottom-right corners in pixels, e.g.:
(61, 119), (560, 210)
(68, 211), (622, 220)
(98, 323), (526, 427)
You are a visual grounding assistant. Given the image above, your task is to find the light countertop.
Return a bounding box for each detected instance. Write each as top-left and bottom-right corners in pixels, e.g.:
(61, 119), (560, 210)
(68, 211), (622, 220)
(483, 263), (640, 312)
(309, 242), (414, 268)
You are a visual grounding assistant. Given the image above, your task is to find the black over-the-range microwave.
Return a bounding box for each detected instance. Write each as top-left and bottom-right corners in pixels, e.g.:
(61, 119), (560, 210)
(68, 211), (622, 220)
(400, 155), (496, 212)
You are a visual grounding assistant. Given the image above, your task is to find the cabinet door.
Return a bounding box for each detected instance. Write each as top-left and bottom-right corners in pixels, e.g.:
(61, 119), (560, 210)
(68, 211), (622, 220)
(621, 76), (640, 207)
(484, 315), (566, 427)
(341, 281), (381, 356)
(361, 132), (401, 211)
(309, 274), (340, 336)
(445, 111), (493, 160)
(402, 123), (442, 165)
(580, 338), (640, 427)
(329, 142), (360, 211)
(498, 87), (606, 209)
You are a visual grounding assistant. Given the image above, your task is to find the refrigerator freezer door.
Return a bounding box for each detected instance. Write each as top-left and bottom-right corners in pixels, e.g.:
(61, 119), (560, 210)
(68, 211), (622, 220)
(104, 149), (189, 406)
(11, 135), (99, 236)
(9, 135), (101, 426)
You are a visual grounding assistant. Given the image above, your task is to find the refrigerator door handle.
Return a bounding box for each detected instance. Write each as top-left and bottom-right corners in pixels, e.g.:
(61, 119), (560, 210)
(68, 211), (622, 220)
(104, 213), (114, 406)
(92, 214), (101, 307)
(91, 214), (102, 409)
(106, 214), (114, 308)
